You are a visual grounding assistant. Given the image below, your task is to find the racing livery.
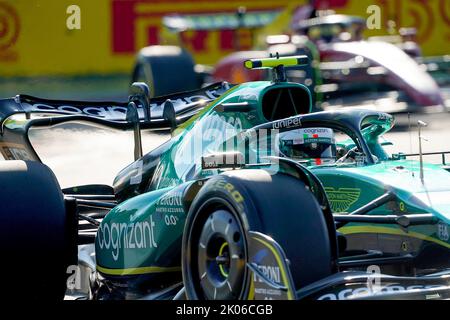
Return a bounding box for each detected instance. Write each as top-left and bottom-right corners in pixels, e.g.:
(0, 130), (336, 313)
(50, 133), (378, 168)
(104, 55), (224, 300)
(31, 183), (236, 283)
(0, 56), (450, 300)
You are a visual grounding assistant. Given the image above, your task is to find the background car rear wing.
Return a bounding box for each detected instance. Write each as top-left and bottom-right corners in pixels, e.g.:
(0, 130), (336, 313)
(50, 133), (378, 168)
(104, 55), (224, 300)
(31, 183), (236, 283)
(162, 10), (282, 32)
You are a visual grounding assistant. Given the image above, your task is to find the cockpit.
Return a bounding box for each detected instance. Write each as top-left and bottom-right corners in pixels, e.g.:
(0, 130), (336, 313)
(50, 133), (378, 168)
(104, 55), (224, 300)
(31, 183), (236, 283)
(275, 126), (369, 167)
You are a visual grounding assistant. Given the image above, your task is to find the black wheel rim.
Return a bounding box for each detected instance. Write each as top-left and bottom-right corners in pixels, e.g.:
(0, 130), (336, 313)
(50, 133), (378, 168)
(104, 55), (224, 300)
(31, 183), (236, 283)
(197, 209), (246, 300)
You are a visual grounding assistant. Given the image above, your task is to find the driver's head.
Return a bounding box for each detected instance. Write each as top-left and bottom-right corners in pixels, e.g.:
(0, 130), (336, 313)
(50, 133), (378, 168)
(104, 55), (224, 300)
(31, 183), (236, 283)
(278, 127), (336, 165)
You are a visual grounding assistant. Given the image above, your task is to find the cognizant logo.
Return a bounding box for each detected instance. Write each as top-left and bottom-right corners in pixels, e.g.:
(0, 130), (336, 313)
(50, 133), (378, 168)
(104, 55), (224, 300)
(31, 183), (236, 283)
(97, 216), (158, 261)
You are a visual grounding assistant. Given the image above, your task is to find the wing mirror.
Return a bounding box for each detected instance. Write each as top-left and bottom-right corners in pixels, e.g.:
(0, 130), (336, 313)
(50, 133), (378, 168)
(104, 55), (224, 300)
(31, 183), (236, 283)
(126, 82), (151, 161)
(129, 82), (151, 122)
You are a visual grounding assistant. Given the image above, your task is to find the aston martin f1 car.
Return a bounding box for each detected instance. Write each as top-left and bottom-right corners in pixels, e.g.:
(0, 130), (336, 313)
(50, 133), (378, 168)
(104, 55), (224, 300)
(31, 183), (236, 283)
(1, 56), (450, 300)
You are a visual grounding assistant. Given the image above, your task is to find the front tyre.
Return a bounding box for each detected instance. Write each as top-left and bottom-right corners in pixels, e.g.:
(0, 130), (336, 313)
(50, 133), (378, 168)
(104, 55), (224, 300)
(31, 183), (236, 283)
(182, 169), (335, 300)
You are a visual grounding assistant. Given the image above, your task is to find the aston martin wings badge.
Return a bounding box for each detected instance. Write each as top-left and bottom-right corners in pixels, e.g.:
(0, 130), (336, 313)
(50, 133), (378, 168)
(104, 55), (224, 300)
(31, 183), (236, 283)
(323, 187), (361, 212)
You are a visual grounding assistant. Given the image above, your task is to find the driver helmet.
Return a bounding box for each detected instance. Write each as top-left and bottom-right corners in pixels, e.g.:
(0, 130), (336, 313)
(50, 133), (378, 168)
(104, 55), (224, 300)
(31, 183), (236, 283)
(278, 127), (336, 165)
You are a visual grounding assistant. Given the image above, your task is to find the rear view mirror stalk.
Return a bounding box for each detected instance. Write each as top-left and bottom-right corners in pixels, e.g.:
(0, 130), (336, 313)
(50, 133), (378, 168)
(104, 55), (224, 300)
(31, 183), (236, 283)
(126, 101), (143, 161)
(163, 99), (177, 133)
(127, 82), (151, 160)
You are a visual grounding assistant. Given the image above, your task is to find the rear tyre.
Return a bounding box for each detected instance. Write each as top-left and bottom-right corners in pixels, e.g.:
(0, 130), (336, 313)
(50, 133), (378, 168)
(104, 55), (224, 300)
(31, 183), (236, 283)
(182, 169), (336, 300)
(132, 45), (200, 97)
(0, 161), (75, 300)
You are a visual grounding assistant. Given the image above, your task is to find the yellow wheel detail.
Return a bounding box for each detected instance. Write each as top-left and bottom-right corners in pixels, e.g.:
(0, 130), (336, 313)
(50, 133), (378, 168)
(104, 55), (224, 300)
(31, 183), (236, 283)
(218, 242), (229, 277)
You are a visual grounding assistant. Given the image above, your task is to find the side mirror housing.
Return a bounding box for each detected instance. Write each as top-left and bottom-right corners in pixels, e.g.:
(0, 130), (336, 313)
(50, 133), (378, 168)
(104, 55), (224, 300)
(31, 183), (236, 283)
(129, 82), (151, 122)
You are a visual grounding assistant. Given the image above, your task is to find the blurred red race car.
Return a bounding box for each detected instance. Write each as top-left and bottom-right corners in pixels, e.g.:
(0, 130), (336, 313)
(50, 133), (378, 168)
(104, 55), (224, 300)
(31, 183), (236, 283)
(132, 7), (450, 113)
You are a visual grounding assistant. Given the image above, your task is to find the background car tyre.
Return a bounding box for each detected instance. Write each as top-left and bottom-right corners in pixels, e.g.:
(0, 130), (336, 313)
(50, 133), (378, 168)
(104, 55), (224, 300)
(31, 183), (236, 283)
(132, 45), (200, 97)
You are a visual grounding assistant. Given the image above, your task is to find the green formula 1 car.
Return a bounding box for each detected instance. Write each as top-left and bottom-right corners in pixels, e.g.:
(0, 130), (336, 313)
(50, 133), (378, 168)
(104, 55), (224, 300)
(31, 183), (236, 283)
(0, 56), (449, 300)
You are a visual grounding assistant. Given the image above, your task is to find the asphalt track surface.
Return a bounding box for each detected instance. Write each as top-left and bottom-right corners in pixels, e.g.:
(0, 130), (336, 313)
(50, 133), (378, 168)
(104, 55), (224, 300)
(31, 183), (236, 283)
(21, 108), (450, 189)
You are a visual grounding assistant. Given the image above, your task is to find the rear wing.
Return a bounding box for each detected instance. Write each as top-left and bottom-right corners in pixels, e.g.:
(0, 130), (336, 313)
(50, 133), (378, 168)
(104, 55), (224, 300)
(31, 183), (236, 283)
(162, 10), (282, 32)
(398, 151), (450, 165)
(392, 151), (450, 172)
(0, 82), (229, 131)
(0, 82), (230, 162)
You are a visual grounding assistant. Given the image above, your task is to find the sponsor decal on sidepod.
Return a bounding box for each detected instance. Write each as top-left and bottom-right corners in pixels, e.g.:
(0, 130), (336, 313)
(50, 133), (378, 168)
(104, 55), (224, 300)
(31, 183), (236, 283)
(97, 216), (158, 261)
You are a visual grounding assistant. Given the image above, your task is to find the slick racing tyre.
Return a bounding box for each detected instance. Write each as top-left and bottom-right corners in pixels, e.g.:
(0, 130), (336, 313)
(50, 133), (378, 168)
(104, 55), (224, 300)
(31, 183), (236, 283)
(0, 161), (76, 300)
(182, 169), (335, 300)
(131, 45), (200, 97)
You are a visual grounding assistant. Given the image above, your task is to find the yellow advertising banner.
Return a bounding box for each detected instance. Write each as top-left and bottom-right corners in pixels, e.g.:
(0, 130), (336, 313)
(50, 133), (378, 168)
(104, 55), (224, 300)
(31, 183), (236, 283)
(0, 0), (448, 77)
(332, 0), (450, 54)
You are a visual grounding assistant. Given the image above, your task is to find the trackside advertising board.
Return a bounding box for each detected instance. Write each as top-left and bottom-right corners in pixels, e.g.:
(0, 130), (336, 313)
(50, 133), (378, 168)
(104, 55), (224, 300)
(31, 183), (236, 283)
(0, 0), (448, 76)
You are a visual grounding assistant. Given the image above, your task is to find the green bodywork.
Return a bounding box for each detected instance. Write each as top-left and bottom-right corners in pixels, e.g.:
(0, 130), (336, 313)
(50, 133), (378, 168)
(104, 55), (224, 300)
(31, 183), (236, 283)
(95, 79), (450, 279)
(316, 161), (450, 253)
(96, 80), (312, 275)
